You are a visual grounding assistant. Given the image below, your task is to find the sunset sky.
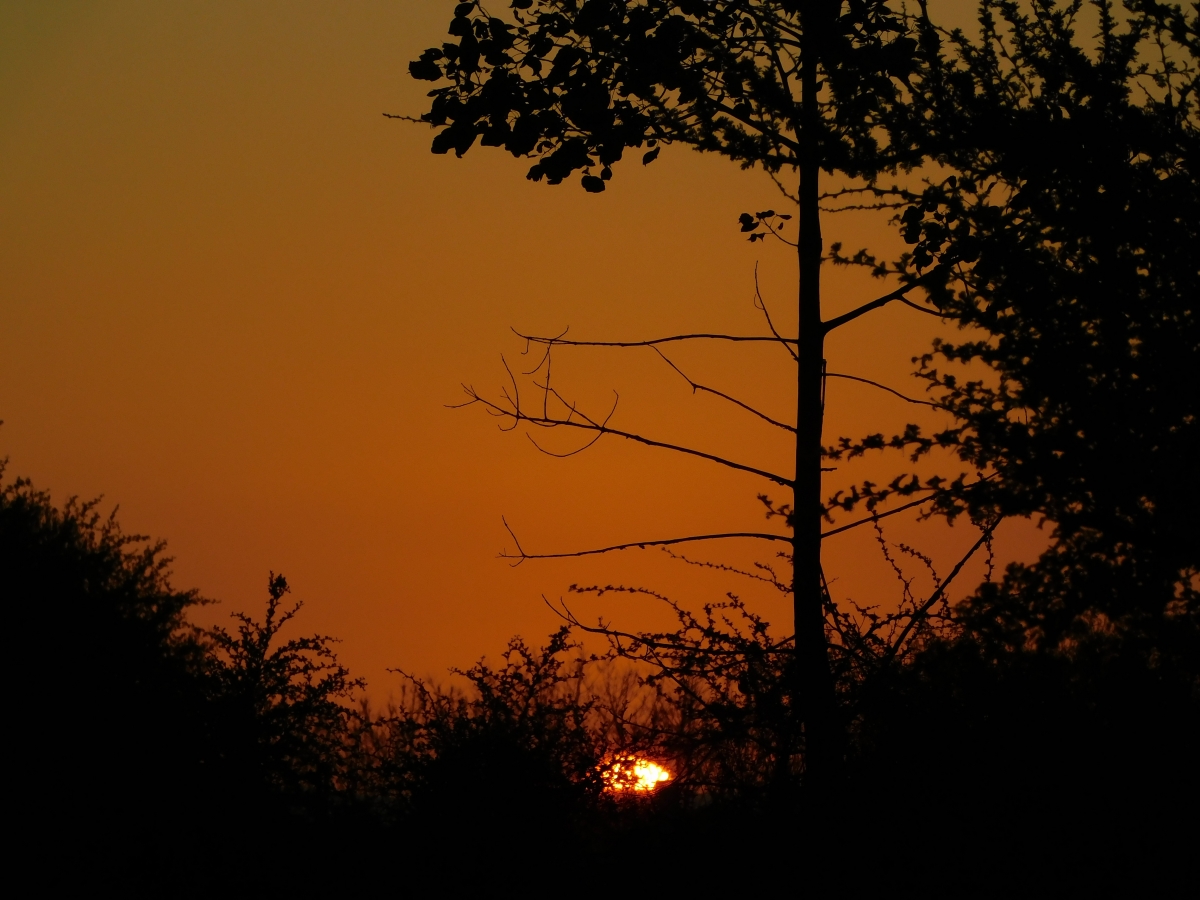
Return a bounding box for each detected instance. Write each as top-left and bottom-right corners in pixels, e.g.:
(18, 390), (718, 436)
(0, 0), (1042, 693)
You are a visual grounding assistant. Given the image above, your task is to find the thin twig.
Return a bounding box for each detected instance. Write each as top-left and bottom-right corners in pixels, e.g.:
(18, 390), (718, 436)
(514, 329), (798, 349)
(754, 264), (800, 362)
(462, 387), (793, 486)
(654, 347), (795, 433)
(526, 388), (618, 458)
(825, 372), (943, 408)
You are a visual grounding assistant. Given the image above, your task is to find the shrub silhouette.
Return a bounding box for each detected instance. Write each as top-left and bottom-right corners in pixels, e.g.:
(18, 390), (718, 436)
(2, 465), (373, 883)
(377, 629), (603, 835)
(207, 573), (364, 811)
(1, 464), (211, 850)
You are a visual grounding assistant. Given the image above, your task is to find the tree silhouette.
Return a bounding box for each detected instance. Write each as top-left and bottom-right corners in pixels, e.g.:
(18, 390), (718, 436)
(407, 0), (972, 789)
(409, 0), (1198, 802)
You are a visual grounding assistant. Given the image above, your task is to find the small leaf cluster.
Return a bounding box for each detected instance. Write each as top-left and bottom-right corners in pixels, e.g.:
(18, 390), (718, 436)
(738, 208), (791, 242)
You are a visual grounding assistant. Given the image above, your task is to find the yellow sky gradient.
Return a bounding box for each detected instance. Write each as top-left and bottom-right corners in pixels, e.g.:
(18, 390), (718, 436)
(0, 1), (1042, 693)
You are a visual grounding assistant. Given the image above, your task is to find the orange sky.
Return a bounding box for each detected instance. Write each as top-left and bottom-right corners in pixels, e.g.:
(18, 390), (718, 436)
(0, 1), (1042, 694)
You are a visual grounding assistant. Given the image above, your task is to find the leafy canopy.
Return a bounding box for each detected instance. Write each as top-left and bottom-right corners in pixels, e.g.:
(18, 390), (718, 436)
(410, 0), (926, 191)
(828, 0), (1199, 654)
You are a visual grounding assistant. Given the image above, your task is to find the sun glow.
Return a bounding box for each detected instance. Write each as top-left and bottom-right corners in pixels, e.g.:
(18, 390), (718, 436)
(601, 756), (672, 793)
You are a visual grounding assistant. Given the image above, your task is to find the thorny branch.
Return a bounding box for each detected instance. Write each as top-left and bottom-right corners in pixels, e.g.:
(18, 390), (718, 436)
(547, 595), (795, 659)
(881, 517), (1002, 665)
(819, 183), (919, 213)
(663, 547), (792, 595)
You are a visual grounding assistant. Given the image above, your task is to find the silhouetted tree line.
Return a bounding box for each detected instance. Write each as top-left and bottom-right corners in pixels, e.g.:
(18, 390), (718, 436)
(6, 0), (1197, 888)
(7, 448), (1193, 886)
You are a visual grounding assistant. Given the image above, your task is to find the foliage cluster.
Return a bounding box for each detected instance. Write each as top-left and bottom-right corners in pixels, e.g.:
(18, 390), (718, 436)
(408, 0), (922, 187)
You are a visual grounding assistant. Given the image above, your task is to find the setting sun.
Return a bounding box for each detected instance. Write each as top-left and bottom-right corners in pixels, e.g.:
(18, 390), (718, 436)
(601, 756), (672, 794)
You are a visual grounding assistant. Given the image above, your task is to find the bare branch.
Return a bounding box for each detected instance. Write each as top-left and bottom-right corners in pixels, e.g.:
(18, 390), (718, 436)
(526, 389), (618, 457)
(897, 296), (951, 318)
(821, 267), (947, 333)
(820, 200), (912, 213)
(527, 426), (605, 458)
(820, 495), (933, 539)
(513, 329), (797, 349)
(462, 386), (793, 486)
(515, 326), (569, 419)
(653, 347), (796, 433)
(501, 528), (793, 563)
(819, 184), (918, 202)
(825, 372), (943, 409)
(707, 100), (802, 154)
(754, 264), (799, 362)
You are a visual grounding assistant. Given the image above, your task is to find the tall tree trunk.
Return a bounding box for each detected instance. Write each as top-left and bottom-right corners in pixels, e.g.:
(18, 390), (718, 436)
(794, 15), (838, 788)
